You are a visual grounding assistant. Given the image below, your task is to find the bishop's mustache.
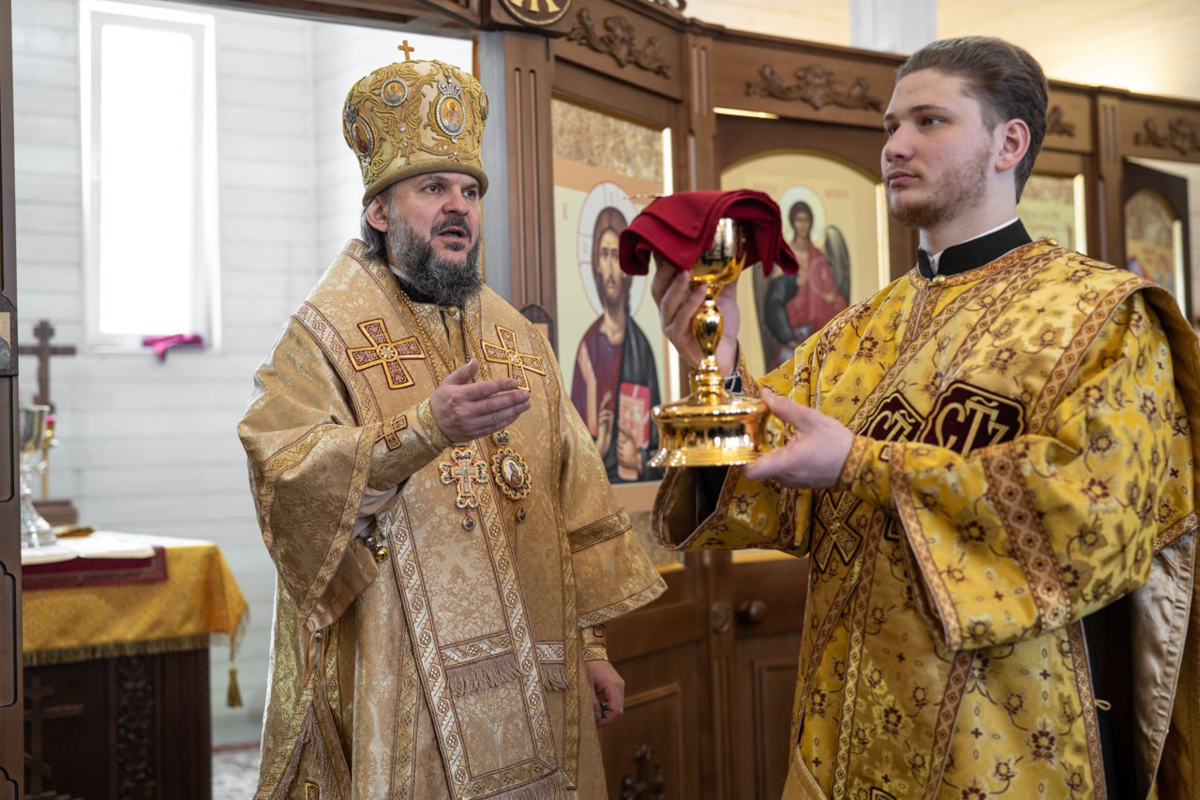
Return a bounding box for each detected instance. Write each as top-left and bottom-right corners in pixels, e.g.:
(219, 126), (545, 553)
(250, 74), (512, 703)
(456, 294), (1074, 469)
(432, 216), (472, 238)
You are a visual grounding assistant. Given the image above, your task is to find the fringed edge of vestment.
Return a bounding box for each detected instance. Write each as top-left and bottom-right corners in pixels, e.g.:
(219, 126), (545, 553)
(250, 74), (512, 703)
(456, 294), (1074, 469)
(494, 770), (571, 799)
(446, 652), (522, 696)
(444, 653), (571, 695)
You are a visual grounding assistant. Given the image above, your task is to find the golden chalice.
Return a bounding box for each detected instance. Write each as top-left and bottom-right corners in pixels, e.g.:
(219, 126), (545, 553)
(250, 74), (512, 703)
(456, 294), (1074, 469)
(648, 218), (769, 467)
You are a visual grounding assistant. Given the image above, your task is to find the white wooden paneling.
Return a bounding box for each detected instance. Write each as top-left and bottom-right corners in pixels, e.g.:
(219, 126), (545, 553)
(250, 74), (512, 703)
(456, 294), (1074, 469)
(12, 0), (320, 746)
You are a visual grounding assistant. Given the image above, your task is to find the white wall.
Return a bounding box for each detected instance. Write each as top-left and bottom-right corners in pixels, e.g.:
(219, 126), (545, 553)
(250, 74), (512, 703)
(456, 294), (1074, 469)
(14, 0), (320, 745)
(13, 0), (471, 747)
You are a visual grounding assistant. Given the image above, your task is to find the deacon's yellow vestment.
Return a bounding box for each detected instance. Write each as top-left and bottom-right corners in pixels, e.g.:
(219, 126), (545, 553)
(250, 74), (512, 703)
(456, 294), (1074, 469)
(656, 241), (1200, 799)
(240, 240), (665, 799)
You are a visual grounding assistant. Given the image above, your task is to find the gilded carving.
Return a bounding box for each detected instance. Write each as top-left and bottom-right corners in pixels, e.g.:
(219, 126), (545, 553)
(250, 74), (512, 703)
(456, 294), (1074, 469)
(499, 0), (571, 27)
(1134, 115), (1200, 156)
(745, 64), (884, 113)
(1046, 104), (1076, 137)
(567, 9), (672, 78)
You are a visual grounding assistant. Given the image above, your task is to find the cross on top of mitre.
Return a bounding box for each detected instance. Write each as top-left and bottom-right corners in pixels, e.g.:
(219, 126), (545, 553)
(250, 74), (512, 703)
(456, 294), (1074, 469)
(398, 40), (415, 61)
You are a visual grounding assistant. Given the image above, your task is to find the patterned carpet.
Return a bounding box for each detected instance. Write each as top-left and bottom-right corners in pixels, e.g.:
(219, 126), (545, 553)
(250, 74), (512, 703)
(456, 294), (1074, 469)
(213, 743), (260, 799)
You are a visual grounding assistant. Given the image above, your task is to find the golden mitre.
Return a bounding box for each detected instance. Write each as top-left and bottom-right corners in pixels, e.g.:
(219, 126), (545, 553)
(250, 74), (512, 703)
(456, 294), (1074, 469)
(342, 59), (490, 204)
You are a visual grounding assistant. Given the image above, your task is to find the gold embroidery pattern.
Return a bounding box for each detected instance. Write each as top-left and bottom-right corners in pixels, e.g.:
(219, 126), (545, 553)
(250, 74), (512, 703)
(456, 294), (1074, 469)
(812, 494), (864, 572)
(377, 414), (408, 451)
(921, 650), (973, 799)
(475, 491), (562, 792)
(846, 245), (1053, 436)
(832, 522), (883, 799)
(380, 509), (469, 795)
(933, 252), (1064, 397)
(569, 509), (632, 553)
(793, 552), (864, 749)
(837, 435), (871, 489)
(347, 318), (425, 390)
(379, 504), (559, 798)
(577, 581), (667, 626)
(981, 450), (1073, 633)
(890, 441), (962, 649)
(481, 325), (547, 390)
(294, 302), (384, 427)
(395, 626), (420, 800)
(1027, 275), (1146, 434)
(257, 422), (375, 619)
(1157, 510), (1199, 553)
(536, 642), (566, 663)
(1067, 622), (1107, 800)
(441, 633), (514, 666)
(537, 332), (582, 786)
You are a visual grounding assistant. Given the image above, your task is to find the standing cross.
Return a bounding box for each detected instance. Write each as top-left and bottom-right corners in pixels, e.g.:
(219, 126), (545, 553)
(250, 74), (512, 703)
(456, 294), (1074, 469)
(16, 319), (76, 413)
(398, 40), (416, 61)
(439, 447), (489, 509)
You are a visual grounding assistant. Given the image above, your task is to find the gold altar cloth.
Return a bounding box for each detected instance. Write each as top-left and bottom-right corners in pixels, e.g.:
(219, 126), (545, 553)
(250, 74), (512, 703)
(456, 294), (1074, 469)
(22, 532), (248, 667)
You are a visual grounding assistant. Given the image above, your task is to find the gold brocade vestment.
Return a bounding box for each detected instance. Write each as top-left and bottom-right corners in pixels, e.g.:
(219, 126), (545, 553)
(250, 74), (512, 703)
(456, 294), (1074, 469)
(655, 242), (1200, 799)
(240, 240), (665, 799)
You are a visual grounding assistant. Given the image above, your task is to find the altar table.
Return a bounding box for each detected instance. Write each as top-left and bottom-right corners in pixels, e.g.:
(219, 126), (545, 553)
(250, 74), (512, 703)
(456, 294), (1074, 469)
(21, 532), (248, 800)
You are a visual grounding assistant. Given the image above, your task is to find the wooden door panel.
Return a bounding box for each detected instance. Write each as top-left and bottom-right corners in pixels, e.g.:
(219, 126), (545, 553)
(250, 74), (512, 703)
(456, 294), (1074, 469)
(735, 642), (802, 800)
(732, 554), (808, 799)
(602, 642), (705, 800)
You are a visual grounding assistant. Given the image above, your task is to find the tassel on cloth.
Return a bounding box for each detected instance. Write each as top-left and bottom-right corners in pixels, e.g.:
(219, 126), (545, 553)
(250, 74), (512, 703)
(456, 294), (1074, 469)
(228, 666), (244, 708)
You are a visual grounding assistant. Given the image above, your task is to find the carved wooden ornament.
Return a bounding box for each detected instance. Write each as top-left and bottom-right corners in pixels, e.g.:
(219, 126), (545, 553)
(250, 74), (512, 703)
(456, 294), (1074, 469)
(1134, 115), (1200, 156)
(746, 64), (883, 113)
(567, 9), (672, 78)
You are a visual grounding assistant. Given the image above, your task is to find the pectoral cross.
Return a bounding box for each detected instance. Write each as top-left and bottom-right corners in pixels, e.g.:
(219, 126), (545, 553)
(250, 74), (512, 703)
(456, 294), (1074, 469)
(347, 319), (425, 390)
(17, 319), (76, 413)
(397, 40), (415, 61)
(481, 325), (546, 390)
(440, 447), (488, 510)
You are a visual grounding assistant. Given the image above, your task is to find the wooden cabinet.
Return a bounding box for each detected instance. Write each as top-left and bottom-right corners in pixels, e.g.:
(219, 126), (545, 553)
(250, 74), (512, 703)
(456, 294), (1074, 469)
(600, 546), (810, 800)
(23, 651), (211, 800)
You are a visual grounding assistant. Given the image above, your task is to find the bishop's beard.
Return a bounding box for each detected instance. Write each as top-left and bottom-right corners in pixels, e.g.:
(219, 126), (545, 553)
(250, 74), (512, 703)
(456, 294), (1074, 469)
(387, 212), (483, 308)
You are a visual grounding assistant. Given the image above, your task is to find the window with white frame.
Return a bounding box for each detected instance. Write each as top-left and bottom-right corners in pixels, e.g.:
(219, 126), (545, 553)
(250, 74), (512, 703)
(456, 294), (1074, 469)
(81, 0), (219, 351)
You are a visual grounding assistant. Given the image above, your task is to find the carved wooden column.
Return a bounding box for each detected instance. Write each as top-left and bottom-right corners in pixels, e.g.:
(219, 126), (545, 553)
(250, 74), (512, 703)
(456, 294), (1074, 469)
(0, 0), (24, 793)
(1094, 88), (1126, 266)
(501, 31), (556, 322)
(683, 32), (718, 191)
(479, 0), (567, 336)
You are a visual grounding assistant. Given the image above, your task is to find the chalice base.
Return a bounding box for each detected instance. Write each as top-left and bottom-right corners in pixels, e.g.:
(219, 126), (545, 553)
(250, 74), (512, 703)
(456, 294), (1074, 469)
(20, 474), (58, 549)
(648, 392), (768, 468)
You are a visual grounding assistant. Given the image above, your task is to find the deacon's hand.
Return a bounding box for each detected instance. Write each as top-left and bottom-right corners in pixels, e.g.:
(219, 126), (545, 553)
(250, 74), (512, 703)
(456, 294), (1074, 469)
(742, 387), (854, 488)
(650, 262), (741, 376)
(430, 359), (531, 443)
(585, 659), (626, 728)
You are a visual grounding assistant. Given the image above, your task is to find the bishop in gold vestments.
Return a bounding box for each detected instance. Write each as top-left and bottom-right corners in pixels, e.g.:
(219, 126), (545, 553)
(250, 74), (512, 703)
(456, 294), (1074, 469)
(655, 237), (1200, 798)
(240, 58), (664, 800)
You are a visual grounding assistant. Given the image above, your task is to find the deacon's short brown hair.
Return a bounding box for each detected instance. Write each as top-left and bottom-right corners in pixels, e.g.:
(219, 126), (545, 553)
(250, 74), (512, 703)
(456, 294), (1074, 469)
(897, 36), (1048, 201)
